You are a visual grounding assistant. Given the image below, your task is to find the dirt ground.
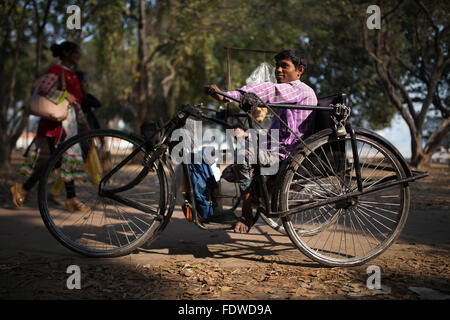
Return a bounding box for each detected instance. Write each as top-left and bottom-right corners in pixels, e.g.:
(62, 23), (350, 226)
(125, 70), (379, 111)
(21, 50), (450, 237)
(0, 152), (449, 301)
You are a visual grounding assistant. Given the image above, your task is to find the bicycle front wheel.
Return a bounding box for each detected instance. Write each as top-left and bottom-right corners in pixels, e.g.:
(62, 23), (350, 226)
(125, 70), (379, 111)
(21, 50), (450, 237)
(280, 129), (410, 267)
(38, 129), (167, 257)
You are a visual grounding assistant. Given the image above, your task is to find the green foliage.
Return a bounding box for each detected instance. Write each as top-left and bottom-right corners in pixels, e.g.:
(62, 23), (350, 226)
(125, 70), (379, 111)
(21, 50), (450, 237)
(0, 0), (448, 167)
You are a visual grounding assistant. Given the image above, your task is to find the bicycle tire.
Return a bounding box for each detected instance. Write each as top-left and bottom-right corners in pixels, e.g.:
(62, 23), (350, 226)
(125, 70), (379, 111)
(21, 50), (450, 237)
(142, 154), (177, 246)
(38, 129), (167, 257)
(279, 128), (410, 267)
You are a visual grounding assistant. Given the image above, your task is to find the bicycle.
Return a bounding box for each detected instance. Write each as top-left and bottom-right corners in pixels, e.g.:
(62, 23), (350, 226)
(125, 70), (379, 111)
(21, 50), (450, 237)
(38, 89), (428, 267)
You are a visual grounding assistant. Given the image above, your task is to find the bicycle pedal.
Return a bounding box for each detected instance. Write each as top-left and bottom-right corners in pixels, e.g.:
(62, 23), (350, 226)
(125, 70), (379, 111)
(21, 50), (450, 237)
(182, 201), (194, 222)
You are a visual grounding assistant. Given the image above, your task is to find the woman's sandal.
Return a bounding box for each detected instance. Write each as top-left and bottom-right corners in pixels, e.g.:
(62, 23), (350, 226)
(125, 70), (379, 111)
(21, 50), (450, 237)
(10, 183), (25, 208)
(65, 199), (90, 212)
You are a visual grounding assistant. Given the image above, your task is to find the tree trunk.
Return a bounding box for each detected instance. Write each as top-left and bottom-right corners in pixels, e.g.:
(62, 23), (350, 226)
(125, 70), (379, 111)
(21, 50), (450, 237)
(35, 34), (43, 78)
(409, 129), (424, 167)
(136, 0), (151, 132)
(0, 1), (29, 169)
(32, 0), (52, 78)
(161, 58), (176, 114)
(0, 136), (13, 170)
(412, 117), (450, 167)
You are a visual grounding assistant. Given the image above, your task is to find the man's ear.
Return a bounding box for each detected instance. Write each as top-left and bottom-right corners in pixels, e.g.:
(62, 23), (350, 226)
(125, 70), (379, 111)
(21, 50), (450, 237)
(296, 65), (305, 78)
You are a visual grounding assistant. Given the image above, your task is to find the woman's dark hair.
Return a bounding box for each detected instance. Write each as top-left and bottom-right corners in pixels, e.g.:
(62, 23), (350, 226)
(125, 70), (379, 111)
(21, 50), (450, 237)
(50, 41), (79, 59)
(274, 49), (307, 70)
(76, 71), (85, 82)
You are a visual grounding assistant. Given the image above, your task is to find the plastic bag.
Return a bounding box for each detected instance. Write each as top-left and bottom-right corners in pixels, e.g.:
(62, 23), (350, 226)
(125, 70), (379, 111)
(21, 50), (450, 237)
(246, 62), (276, 85)
(245, 62), (276, 122)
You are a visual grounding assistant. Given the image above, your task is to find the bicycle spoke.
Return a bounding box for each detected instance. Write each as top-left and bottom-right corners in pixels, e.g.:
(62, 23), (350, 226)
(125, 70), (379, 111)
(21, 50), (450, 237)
(281, 132), (409, 266)
(40, 130), (167, 256)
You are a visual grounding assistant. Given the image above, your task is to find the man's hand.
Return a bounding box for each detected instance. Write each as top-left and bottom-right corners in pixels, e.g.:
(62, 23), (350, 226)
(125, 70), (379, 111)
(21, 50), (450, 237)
(252, 106), (268, 123)
(204, 84), (224, 101)
(233, 127), (248, 138)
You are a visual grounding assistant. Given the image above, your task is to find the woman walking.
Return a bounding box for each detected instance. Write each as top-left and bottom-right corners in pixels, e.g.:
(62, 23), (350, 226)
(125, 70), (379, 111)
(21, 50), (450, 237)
(11, 41), (89, 212)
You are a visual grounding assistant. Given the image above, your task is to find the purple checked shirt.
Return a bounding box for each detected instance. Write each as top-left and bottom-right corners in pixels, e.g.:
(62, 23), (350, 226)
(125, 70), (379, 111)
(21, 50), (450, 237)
(224, 80), (318, 159)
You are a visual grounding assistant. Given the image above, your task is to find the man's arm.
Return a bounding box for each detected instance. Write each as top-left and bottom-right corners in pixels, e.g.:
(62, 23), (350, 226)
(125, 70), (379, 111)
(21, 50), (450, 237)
(204, 82), (276, 103)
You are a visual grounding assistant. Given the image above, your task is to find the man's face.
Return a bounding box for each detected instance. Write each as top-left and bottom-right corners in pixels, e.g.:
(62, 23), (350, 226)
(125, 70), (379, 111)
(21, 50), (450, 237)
(275, 58), (304, 83)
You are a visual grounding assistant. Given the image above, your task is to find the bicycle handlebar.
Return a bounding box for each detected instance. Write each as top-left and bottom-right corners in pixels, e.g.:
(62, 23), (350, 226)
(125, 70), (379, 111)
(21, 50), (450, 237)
(207, 86), (337, 112)
(206, 87), (240, 103)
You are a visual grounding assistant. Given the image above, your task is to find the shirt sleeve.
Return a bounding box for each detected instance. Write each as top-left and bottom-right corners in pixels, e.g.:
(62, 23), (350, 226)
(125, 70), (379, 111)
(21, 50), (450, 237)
(223, 82), (276, 103)
(284, 87), (317, 141)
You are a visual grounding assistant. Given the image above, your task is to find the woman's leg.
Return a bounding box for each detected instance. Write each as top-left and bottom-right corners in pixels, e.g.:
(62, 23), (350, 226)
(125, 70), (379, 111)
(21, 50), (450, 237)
(64, 180), (76, 199)
(20, 137), (56, 195)
(64, 179), (90, 212)
(64, 181), (88, 211)
(21, 166), (43, 194)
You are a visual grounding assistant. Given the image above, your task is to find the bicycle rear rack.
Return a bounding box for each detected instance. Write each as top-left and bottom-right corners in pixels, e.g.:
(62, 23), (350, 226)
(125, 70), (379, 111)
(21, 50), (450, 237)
(269, 170), (428, 219)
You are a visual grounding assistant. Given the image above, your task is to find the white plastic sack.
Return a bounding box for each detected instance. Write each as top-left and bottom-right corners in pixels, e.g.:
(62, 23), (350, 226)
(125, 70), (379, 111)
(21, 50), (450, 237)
(245, 62), (276, 123)
(246, 62), (276, 85)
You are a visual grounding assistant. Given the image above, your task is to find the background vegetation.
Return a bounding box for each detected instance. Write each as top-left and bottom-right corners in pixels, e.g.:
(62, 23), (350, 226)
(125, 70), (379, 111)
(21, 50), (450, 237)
(0, 0), (448, 168)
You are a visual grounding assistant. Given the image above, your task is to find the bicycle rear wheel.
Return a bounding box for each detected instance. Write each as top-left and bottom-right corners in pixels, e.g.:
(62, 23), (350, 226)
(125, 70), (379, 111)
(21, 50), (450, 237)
(38, 129), (167, 257)
(279, 129), (410, 267)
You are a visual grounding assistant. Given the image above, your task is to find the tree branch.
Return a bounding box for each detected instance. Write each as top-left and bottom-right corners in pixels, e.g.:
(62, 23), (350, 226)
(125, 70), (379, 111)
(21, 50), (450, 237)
(423, 117), (450, 155)
(414, 15), (429, 82)
(417, 53), (446, 129)
(414, 0), (439, 33)
(381, 0), (405, 21)
(161, 58), (176, 101)
(362, 24), (417, 134)
(387, 65), (417, 119)
(432, 83), (449, 118)
(123, 6), (138, 21)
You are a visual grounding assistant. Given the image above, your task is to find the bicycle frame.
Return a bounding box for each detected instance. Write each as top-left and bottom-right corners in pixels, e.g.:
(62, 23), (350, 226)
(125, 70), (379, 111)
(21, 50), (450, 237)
(97, 94), (428, 224)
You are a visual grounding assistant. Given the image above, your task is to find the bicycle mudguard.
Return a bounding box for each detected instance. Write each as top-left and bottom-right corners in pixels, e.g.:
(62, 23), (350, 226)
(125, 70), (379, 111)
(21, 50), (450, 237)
(288, 127), (415, 177)
(354, 127), (413, 177)
(269, 126), (429, 215)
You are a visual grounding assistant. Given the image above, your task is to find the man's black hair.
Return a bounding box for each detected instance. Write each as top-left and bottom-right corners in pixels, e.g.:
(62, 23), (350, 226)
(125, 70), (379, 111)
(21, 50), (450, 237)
(274, 49), (307, 70)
